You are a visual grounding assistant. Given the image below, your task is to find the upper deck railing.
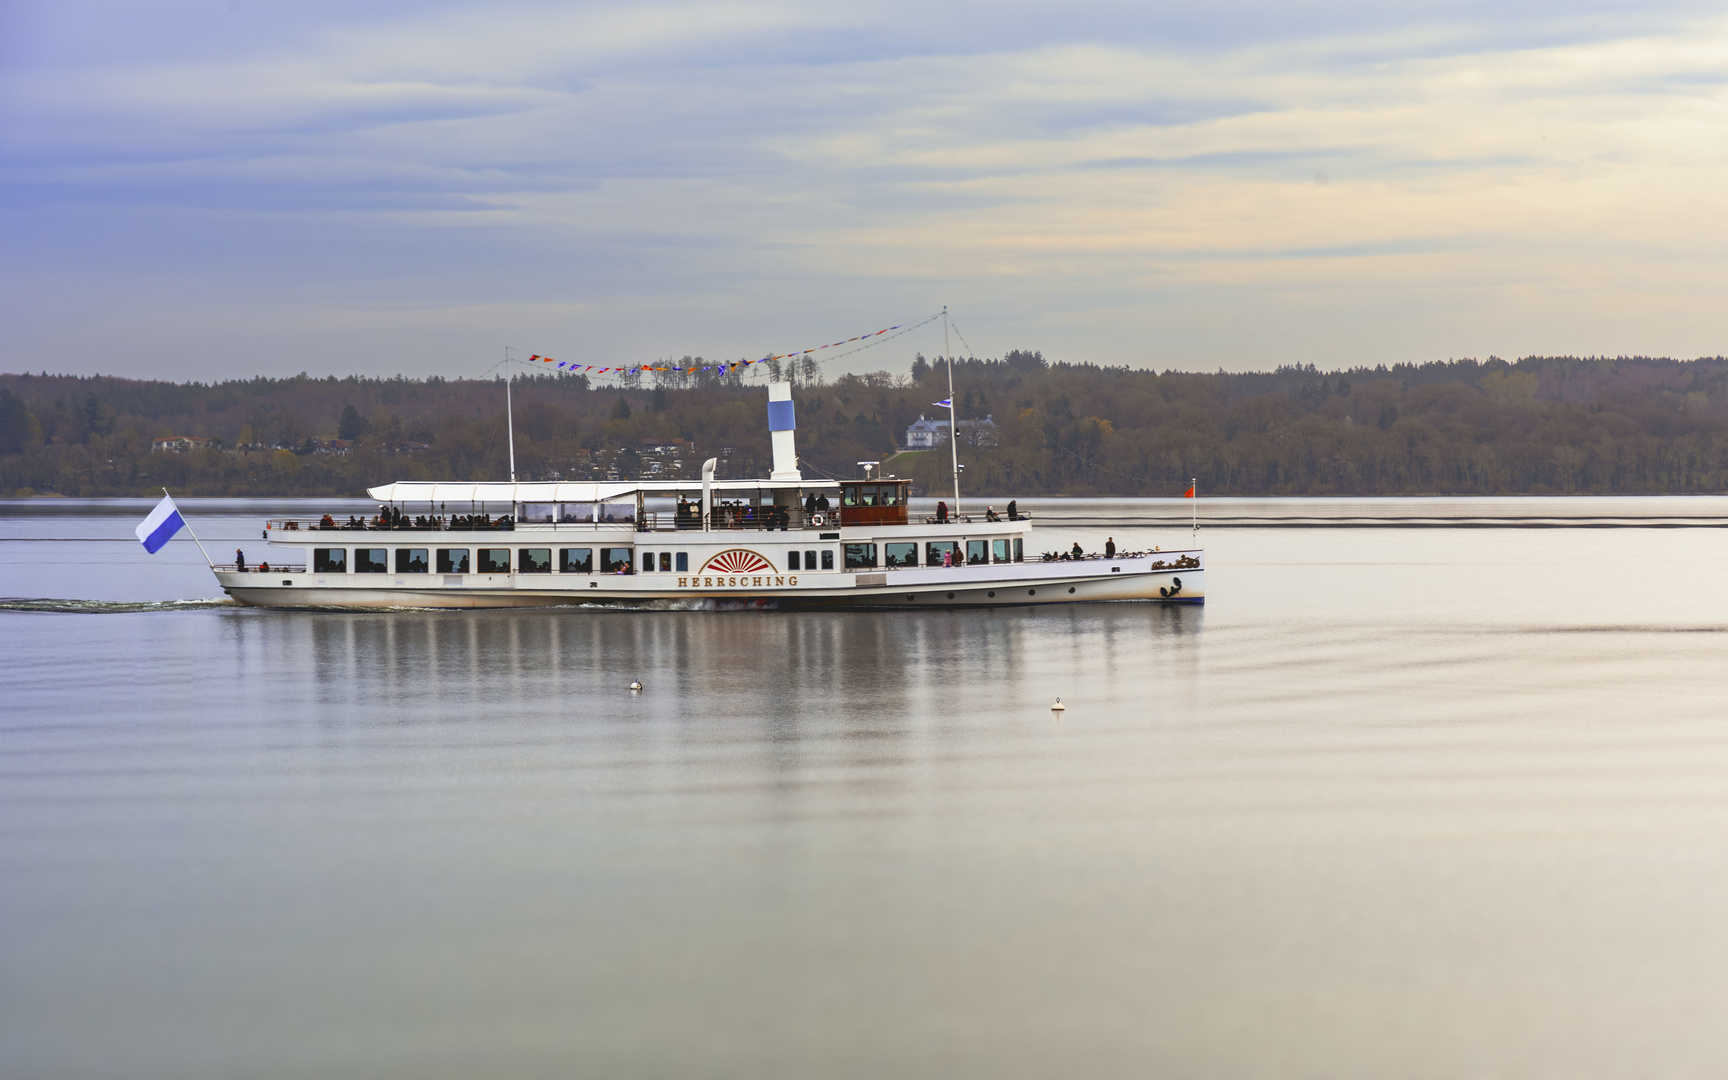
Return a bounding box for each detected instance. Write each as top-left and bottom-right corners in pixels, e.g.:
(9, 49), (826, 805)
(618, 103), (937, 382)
(266, 509), (844, 534)
(265, 507), (1038, 535)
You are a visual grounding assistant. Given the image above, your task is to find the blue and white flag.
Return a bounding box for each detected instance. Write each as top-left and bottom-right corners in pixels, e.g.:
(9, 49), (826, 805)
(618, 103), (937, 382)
(932, 399), (952, 409)
(135, 494), (186, 554)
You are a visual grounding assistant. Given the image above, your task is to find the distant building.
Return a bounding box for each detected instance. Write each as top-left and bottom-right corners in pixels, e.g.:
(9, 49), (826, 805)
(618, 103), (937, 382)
(904, 414), (996, 450)
(960, 415), (999, 448)
(905, 415), (946, 449)
(151, 435), (212, 453)
(638, 438), (693, 480)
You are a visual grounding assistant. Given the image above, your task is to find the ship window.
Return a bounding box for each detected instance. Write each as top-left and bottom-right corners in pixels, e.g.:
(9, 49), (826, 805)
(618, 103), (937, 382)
(844, 543), (877, 569)
(313, 548), (347, 574)
(879, 486), (901, 507)
(992, 539), (1009, 564)
(804, 549), (817, 569)
(821, 550), (834, 570)
(842, 486), (859, 508)
(396, 548), (429, 574)
(967, 540), (987, 565)
(658, 552), (671, 573)
(859, 485), (878, 507)
(641, 551), (654, 573)
(601, 548), (633, 574)
(518, 503), (554, 524)
(926, 541), (960, 566)
(356, 548), (388, 573)
(788, 550), (801, 571)
(675, 552), (688, 572)
(437, 548), (470, 574)
(558, 503), (594, 523)
(560, 548), (593, 573)
(884, 542), (917, 568)
(478, 548), (510, 573)
(519, 548), (551, 573)
(1013, 538), (1023, 563)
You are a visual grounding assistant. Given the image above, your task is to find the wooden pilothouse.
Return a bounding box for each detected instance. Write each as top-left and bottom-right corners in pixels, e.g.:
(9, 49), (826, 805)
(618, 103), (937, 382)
(213, 379), (1204, 609)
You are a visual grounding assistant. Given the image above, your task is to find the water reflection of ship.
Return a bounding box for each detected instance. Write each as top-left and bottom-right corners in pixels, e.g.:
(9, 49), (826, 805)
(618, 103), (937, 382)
(215, 380), (1204, 609)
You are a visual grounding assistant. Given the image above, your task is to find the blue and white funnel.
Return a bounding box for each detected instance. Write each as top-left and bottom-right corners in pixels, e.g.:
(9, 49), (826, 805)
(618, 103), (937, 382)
(767, 381), (801, 480)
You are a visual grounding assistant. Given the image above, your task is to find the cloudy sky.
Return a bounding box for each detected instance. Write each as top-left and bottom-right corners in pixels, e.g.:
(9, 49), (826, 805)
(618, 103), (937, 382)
(2, 0), (1724, 381)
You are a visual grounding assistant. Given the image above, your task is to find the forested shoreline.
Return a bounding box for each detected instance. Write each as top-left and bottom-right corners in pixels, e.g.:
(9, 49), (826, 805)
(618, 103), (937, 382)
(6, 351), (1728, 498)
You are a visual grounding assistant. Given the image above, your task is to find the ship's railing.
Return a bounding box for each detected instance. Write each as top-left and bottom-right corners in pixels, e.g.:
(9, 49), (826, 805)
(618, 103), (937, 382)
(267, 516), (523, 533)
(917, 512), (1032, 525)
(219, 564), (306, 573)
(270, 505), (1044, 534)
(1035, 551), (1200, 568)
(266, 510), (851, 534)
(665, 509), (836, 531)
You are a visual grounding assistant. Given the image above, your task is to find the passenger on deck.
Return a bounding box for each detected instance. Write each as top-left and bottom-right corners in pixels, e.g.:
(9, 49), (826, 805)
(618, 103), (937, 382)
(936, 500), (948, 523)
(259, 561), (269, 573)
(1007, 500), (1018, 521)
(1105, 537), (1116, 557)
(1071, 541), (1083, 559)
(235, 549), (246, 571)
(985, 506), (1000, 522)
(816, 493), (830, 512)
(320, 514), (335, 529)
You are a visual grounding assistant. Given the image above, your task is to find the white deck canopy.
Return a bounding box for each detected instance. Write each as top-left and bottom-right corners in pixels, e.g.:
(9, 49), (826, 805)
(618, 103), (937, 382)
(365, 479), (838, 504)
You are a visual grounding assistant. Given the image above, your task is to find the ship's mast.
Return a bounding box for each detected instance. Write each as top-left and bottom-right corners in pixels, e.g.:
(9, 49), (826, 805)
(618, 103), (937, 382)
(505, 349), (517, 483)
(943, 307), (960, 517)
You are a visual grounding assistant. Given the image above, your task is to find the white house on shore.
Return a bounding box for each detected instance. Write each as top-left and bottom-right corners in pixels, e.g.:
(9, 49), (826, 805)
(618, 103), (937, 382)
(904, 415), (947, 449)
(151, 435), (212, 453)
(903, 413), (997, 451)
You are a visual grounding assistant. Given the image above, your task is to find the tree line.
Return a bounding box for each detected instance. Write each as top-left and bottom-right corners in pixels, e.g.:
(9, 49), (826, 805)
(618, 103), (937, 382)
(6, 352), (1728, 497)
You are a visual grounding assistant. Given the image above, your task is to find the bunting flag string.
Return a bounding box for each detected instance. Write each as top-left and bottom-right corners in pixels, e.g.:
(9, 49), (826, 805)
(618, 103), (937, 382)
(517, 313), (940, 380)
(757, 314), (936, 363)
(525, 352), (762, 376)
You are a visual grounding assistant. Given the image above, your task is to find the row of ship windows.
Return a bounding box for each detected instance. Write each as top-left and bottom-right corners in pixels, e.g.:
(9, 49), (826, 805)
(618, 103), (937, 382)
(306, 539), (1025, 575)
(315, 547), (630, 575)
(852, 539), (1025, 568)
(308, 547), (839, 575)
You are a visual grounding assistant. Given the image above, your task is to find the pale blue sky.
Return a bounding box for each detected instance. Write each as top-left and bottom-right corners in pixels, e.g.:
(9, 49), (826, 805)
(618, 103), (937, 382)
(2, 1), (1723, 380)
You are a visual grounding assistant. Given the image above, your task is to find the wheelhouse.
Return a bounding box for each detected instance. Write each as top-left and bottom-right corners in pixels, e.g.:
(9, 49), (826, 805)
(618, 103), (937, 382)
(838, 480), (910, 527)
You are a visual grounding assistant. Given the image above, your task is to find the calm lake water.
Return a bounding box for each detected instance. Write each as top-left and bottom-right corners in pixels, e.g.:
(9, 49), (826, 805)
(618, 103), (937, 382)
(5, 496), (1728, 1079)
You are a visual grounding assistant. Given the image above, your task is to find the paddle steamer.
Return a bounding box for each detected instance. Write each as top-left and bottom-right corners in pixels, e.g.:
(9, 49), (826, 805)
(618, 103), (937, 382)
(213, 382), (1203, 608)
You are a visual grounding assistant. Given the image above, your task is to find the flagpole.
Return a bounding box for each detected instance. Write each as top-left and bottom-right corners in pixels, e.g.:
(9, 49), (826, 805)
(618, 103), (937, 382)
(505, 348), (517, 483)
(943, 306), (960, 518)
(167, 488), (215, 568)
(1191, 477), (1197, 541)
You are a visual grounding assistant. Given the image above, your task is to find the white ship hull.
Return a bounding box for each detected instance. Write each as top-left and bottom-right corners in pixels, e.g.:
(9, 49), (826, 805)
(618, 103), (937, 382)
(217, 549), (1202, 609)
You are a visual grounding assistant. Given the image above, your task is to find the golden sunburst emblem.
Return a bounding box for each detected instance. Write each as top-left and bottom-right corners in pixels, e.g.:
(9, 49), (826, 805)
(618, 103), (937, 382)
(701, 549), (775, 574)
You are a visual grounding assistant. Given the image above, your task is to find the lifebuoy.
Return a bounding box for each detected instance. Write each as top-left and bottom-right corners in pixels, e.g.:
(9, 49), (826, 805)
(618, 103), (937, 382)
(810, 512), (826, 526)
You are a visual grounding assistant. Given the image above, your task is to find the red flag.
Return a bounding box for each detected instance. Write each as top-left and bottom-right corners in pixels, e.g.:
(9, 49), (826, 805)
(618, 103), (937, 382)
(1182, 485), (1195, 498)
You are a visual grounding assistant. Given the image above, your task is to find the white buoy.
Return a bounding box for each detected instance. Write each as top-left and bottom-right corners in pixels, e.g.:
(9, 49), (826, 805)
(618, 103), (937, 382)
(1051, 698), (1065, 712)
(629, 680), (643, 692)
